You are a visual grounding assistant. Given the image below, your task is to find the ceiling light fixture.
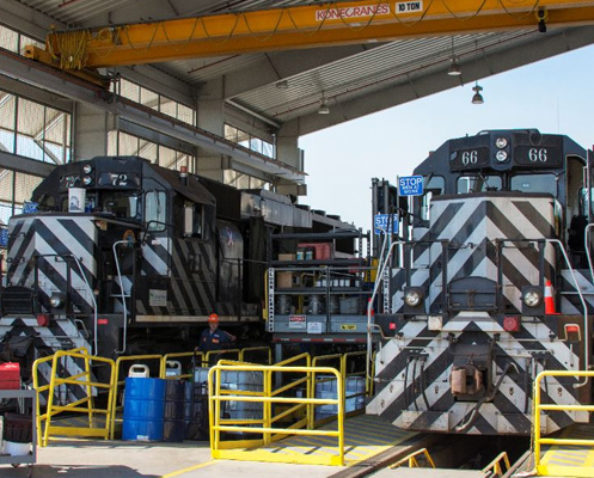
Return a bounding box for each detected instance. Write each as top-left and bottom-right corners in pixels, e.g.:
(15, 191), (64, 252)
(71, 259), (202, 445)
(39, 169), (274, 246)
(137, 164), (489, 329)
(318, 101), (330, 115)
(447, 37), (462, 76)
(471, 82), (484, 104)
(318, 92), (330, 115)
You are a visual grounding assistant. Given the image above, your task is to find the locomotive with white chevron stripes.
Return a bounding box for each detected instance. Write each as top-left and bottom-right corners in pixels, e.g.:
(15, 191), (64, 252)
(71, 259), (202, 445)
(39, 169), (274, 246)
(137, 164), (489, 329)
(0, 156), (354, 379)
(368, 129), (593, 435)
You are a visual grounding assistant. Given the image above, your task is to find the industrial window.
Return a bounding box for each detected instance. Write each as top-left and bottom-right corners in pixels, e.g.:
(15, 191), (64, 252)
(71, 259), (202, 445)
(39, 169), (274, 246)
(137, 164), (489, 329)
(107, 130), (195, 173)
(0, 24), (43, 54)
(224, 169), (268, 190)
(0, 89), (72, 164)
(0, 169), (42, 225)
(113, 78), (196, 127)
(224, 124), (276, 159)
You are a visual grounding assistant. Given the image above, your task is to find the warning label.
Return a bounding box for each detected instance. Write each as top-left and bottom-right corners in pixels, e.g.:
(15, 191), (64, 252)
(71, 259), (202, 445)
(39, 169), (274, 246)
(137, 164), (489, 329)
(395, 1), (423, 14)
(288, 315), (307, 330)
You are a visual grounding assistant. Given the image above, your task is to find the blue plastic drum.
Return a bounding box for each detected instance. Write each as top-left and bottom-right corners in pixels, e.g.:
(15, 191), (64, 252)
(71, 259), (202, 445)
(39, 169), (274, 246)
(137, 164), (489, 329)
(122, 377), (166, 441)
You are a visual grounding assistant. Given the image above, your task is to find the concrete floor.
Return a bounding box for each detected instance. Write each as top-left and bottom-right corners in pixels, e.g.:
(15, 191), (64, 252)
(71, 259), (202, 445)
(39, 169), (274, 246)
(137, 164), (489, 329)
(1, 440), (345, 478)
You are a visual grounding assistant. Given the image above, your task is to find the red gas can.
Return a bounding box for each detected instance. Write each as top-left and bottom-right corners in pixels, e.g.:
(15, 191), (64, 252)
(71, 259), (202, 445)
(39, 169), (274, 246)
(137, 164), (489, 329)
(0, 362), (21, 390)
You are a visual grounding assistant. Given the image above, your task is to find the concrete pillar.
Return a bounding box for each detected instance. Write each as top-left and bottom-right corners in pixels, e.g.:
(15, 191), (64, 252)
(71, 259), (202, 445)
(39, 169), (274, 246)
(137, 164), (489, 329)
(197, 79), (226, 181)
(73, 103), (116, 161)
(276, 122), (306, 196)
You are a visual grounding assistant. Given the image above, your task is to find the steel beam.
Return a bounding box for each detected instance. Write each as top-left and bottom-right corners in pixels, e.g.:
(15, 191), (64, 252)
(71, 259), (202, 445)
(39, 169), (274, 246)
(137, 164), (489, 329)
(25, 0), (594, 68)
(0, 49), (304, 183)
(288, 25), (594, 136)
(0, 151), (54, 177)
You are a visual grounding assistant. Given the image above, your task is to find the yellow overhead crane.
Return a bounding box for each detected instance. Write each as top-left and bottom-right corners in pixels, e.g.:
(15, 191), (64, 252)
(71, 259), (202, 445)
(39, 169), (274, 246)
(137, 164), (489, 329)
(24, 0), (594, 75)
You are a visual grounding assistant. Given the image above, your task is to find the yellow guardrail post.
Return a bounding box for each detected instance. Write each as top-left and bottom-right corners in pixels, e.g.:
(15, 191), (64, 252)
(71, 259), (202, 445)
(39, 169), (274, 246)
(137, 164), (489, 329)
(208, 362), (344, 466)
(37, 349), (115, 447)
(204, 348), (240, 367)
(482, 451), (510, 477)
(532, 370), (594, 478)
(160, 350), (203, 379)
(239, 346), (272, 364)
(390, 448), (436, 469)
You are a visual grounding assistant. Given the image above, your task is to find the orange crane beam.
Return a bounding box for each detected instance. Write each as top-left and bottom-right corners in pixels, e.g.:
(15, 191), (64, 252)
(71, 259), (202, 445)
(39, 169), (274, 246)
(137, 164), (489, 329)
(24, 0), (594, 70)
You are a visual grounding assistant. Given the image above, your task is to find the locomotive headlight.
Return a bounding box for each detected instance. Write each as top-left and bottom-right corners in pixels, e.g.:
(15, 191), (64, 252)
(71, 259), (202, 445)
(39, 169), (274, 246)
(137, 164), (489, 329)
(523, 289), (541, 307)
(495, 137), (508, 149)
(82, 164), (93, 174)
(404, 288), (423, 307)
(495, 150), (508, 162)
(82, 176), (93, 186)
(50, 293), (63, 308)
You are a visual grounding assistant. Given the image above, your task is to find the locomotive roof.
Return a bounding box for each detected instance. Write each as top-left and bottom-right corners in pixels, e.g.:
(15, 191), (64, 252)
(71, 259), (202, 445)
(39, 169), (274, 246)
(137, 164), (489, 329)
(413, 129), (586, 177)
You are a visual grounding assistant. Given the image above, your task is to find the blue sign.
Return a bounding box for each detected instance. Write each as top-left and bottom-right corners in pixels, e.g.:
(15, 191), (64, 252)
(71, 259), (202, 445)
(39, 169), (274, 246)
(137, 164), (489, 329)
(0, 228), (8, 248)
(398, 175), (424, 196)
(23, 202), (38, 214)
(374, 214), (399, 235)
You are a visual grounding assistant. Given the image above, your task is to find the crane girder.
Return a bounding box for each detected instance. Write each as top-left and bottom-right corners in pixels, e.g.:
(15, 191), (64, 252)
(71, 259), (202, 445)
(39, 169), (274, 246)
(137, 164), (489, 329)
(24, 0), (594, 71)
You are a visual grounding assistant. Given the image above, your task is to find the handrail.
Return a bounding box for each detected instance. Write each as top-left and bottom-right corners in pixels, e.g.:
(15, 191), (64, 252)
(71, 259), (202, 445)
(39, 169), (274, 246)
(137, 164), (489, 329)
(482, 451), (510, 477)
(390, 448), (436, 469)
(545, 239), (589, 387)
(367, 238), (401, 385)
(34, 348), (115, 447)
(532, 370), (594, 477)
(239, 346), (271, 364)
(203, 348), (240, 367)
(112, 240), (129, 355)
(208, 362), (344, 466)
(584, 222), (594, 284)
(71, 255), (99, 355)
(160, 350), (203, 379)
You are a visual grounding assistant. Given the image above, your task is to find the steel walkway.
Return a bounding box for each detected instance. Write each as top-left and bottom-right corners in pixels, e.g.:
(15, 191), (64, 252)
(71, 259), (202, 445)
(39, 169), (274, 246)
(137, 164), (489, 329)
(537, 424), (594, 477)
(235, 414), (416, 466)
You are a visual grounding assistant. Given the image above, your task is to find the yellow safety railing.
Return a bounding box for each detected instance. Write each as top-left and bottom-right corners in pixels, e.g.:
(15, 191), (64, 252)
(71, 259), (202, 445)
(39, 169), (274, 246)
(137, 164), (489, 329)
(204, 348), (240, 367)
(271, 352), (312, 429)
(239, 346), (272, 364)
(312, 353), (344, 426)
(32, 347), (89, 446)
(390, 448), (436, 469)
(482, 451), (510, 477)
(532, 370), (594, 478)
(110, 354), (163, 439)
(33, 348), (115, 447)
(160, 350), (203, 379)
(208, 360), (344, 466)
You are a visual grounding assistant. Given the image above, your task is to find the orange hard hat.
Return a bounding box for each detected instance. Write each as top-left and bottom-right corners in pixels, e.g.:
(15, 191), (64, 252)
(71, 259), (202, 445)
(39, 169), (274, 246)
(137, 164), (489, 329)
(208, 313), (219, 323)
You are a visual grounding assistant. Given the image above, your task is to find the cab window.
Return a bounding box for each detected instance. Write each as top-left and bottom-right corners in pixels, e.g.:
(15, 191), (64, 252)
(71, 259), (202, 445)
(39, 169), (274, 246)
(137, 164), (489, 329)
(183, 202), (203, 238)
(145, 190), (167, 231)
(457, 175), (502, 194)
(420, 176), (444, 221)
(510, 174), (557, 195)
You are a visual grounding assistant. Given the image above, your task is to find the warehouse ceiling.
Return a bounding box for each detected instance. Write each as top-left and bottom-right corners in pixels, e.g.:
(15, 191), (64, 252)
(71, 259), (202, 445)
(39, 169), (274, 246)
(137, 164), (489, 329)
(6, 1), (594, 138)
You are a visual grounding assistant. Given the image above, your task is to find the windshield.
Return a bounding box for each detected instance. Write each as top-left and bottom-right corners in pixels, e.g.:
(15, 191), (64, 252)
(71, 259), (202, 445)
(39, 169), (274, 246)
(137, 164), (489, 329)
(99, 191), (141, 219)
(457, 175), (502, 193)
(510, 173), (557, 195)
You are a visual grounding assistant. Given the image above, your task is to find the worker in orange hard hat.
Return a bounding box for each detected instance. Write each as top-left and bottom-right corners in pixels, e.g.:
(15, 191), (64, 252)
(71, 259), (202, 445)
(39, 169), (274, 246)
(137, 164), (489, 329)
(199, 313), (236, 352)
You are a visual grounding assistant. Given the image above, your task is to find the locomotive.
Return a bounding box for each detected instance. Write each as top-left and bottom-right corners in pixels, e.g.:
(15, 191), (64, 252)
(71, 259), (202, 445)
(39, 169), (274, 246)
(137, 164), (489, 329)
(368, 129), (593, 435)
(0, 156), (356, 379)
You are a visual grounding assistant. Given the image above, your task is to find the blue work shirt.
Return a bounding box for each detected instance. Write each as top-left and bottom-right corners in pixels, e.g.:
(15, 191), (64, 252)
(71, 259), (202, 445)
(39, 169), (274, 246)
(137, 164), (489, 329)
(199, 328), (234, 351)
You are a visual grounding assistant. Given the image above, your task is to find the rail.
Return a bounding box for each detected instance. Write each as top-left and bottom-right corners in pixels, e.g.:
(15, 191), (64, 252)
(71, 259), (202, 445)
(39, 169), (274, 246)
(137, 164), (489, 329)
(482, 451), (510, 477)
(33, 348), (115, 447)
(532, 370), (594, 477)
(239, 346), (272, 364)
(390, 448), (436, 469)
(208, 361), (344, 466)
(159, 350), (203, 379)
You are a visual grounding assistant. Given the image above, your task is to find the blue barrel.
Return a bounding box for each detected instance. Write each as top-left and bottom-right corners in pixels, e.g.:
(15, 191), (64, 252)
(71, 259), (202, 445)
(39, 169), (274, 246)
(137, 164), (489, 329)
(163, 380), (185, 442)
(122, 377), (166, 441)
